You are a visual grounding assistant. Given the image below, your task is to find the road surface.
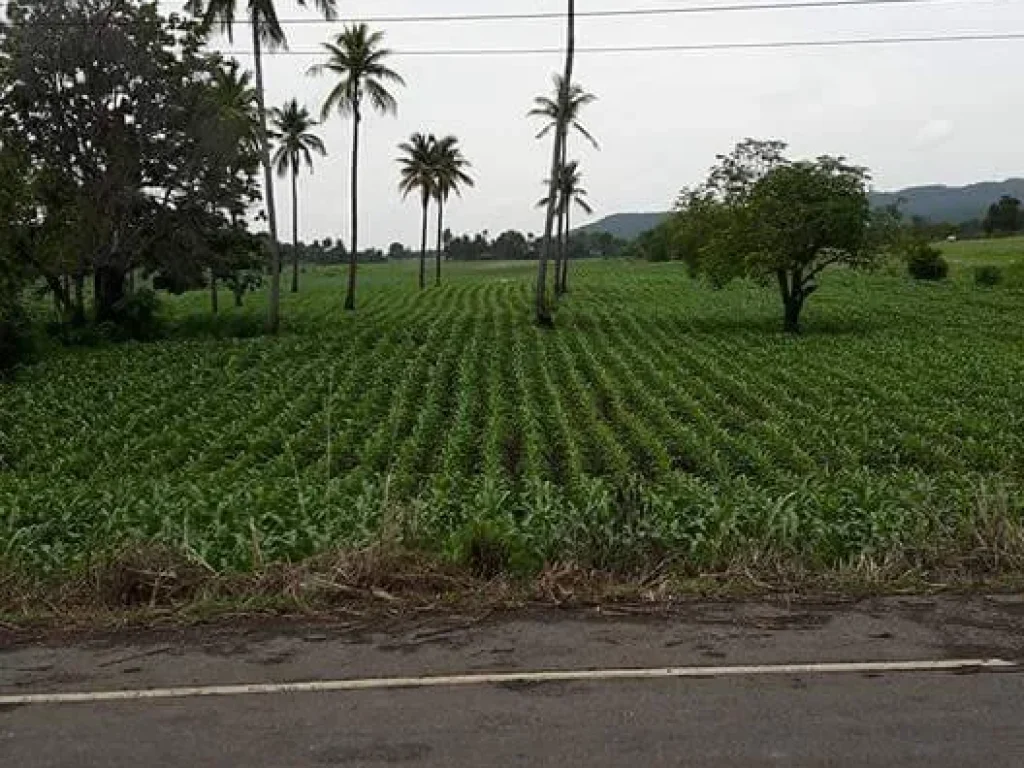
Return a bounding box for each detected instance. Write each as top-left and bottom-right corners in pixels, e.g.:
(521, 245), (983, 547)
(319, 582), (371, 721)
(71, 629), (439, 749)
(2, 595), (1023, 766)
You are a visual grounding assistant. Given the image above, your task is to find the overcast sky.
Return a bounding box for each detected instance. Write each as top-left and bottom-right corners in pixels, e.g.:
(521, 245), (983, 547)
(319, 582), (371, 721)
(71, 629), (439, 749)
(197, 0), (1023, 247)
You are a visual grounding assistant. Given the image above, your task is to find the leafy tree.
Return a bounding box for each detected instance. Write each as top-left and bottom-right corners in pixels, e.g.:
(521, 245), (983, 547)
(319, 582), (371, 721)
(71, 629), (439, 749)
(492, 230), (529, 261)
(271, 99), (327, 293)
(311, 24), (404, 310)
(397, 132), (436, 290)
(742, 156), (876, 332)
(666, 141), (879, 333)
(1, 0), (260, 329)
(186, 0), (339, 334)
(983, 195), (1022, 236)
(431, 135), (474, 287)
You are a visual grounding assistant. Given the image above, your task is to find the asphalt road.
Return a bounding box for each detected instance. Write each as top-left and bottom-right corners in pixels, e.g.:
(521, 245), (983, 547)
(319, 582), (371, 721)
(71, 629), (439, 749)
(2, 596), (1024, 767)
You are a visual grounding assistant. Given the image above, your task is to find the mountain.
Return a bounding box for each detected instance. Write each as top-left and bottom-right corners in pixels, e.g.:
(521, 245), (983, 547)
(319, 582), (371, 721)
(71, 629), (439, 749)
(575, 179), (1024, 240)
(869, 179), (1024, 223)
(575, 212), (669, 240)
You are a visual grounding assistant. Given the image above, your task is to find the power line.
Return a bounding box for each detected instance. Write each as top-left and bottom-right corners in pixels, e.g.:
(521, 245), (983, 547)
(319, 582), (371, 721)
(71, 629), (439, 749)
(219, 31), (1024, 56)
(176, 0), (1008, 25)
(0, 0), (1005, 26)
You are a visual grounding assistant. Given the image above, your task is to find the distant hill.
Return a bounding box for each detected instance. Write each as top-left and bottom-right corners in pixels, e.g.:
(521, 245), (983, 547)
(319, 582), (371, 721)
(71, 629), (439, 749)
(576, 179), (1024, 240)
(869, 179), (1024, 223)
(575, 212), (669, 240)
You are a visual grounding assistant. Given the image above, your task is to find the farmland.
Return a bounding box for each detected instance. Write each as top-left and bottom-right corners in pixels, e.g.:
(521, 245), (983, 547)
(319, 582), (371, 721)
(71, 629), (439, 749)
(2, 254), (1024, 582)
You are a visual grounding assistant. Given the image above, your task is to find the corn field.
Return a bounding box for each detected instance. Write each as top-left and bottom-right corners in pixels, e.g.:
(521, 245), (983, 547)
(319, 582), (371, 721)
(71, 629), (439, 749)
(2, 260), (1023, 575)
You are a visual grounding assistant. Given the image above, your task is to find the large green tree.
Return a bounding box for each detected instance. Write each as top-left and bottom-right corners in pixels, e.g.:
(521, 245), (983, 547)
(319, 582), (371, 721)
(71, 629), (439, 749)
(397, 132), (436, 291)
(431, 135), (474, 287)
(983, 195), (1023, 236)
(271, 99), (327, 293)
(185, 0), (338, 333)
(0, 0), (260, 326)
(675, 141), (878, 333)
(311, 24), (403, 311)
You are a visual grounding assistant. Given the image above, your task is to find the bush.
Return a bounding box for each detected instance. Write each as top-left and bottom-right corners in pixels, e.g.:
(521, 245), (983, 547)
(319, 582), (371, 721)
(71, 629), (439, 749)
(974, 265), (1003, 288)
(904, 243), (949, 281)
(0, 299), (34, 372)
(110, 289), (162, 341)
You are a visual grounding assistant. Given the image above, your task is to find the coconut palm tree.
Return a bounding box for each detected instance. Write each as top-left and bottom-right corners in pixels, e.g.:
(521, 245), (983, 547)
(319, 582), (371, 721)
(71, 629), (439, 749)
(271, 99), (326, 293)
(528, 75), (600, 154)
(555, 161), (592, 295)
(186, 0), (338, 334)
(535, 0), (577, 326)
(311, 24), (404, 311)
(397, 132), (436, 291)
(431, 136), (473, 287)
(206, 60), (260, 315)
(529, 74), (598, 297)
(537, 161), (591, 296)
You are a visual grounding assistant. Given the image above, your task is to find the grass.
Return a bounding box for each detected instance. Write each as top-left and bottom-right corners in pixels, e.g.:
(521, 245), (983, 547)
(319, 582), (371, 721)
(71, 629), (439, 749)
(938, 235), (1024, 268)
(2, 258), (1024, 603)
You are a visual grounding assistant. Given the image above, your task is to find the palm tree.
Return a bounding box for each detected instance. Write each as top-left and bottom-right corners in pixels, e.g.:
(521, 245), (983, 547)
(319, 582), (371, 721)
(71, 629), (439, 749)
(431, 136), (474, 287)
(537, 161), (591, 296)
(529, 74), (598, 297)
(271, 99), (326, 293)
(185, 0), (338, 334)
(535, 0), (577, 326)
(311, 24), (404, 311)
(397, 133), (436, 291)
(207, 60), (261, 315)
(528, 75), (600, 154)
(555, 161), (592, 295)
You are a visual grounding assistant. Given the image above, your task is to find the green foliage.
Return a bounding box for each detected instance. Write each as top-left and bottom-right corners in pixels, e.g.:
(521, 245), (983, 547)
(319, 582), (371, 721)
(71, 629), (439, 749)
(3, 262), (1024, 578)
(654, 140), (881, 332)
(975, 265), (1003, 287)
(983, 195), (1023, 236)
(109, 289), (162, 341)
(904, 242), (949, 281)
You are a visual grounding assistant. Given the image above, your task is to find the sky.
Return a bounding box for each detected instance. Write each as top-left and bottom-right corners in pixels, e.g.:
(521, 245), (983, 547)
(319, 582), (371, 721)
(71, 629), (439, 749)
(193, 0), (1023, 248)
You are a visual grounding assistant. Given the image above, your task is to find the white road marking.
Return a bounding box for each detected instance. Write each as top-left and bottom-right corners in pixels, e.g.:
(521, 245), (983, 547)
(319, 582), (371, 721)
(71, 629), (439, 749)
(0, 658), (1014, 706)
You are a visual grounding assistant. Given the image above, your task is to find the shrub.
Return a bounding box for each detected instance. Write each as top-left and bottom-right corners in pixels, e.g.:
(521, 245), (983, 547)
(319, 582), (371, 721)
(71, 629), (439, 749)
(110, 289), (162, 341)
(904, 243), (949, 281)
(974, 265), (1003, 288)
(0, 299), (34, 372)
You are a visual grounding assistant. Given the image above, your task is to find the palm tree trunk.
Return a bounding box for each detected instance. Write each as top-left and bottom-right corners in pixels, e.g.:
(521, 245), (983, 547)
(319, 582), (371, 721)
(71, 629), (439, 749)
(435, 197), (444, 287)
(535, 0), (575, 326)
(291, 168), (300, 293)
(554, 204), (564, 295)
(561, 204), (572, 294)
(252, 23), (282, 334)
(345, 106), (360, 311)
(419, 196), (428, 290)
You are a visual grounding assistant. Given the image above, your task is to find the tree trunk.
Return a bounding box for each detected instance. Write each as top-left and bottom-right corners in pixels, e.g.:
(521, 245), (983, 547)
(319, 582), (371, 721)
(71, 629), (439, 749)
(554, 205), (564, 295)
(344, 105), (360, 311)
(535, 0), (575, 327)
(291, 168), (300, 294)
(252, 23), (283, 334)
(561, 204), (572, 294)
(777, 269), (803, 334)
(72, 271), (85, 327)
(210, 272), (218, 315)
(234, 288), (244, 308)
(93, 266), (126, 324)
(435, 196), (444, 287)
(419, 196), (428, 290)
